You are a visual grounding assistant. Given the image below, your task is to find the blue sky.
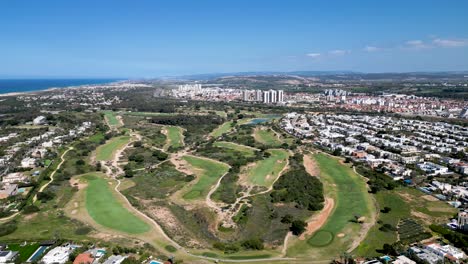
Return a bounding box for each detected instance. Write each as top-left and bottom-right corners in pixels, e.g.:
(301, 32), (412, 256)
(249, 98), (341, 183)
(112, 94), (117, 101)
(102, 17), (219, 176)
(0, 0), (467, 78)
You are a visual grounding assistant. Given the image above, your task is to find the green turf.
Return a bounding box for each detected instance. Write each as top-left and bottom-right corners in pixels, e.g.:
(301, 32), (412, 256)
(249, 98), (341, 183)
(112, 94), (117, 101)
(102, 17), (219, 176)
(84, 173), (150, 234)
(287, 153), (374, 258)
(210, 121), (235, 138)
(95, 136), (131, 161)
(255, 128), (282, 146)
(246, 149), (289, 187)
(7, 243), (40, 262)
(103, 111), (120, 126)
(166, 126), (184, 149)
(306, 154), (373, 246)
(355, 187), (456, 257)
(213, 141), (257, 157)
(124, 112), (178, 117)
(182, 156), (229, 200)
(308, 230), (334, 247)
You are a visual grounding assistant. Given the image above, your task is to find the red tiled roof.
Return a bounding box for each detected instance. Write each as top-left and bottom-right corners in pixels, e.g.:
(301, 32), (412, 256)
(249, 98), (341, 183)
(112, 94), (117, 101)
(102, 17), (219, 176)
(73, 253), (94, 264)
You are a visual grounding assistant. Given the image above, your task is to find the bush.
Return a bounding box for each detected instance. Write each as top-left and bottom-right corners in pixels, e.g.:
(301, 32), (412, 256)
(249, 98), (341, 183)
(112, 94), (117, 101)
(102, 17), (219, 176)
(290, 220), (307, 236)
(0, 221), (17, 236)
(75, 226), (92, 235)
(22, 205), (40, 214)
(241, 238), (264, 250)
(37, 191), (55, 202)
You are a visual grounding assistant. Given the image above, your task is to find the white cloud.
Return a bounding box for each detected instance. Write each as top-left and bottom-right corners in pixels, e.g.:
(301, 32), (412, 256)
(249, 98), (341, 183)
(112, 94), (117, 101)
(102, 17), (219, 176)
(433, 38), (468, 47)
(306, 53), (321, 58)
(363, 46), (380, 52)
(329, 49), (349, 55)
(404, 40), (431, 49)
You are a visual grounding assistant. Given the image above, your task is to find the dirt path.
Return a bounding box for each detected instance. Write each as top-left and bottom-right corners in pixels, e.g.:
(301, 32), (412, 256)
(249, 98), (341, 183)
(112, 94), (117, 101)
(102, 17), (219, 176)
(32, 146), (74, 203)
(299, 198), (335, 240)
(303, 154), (320, 177)
(281, 232), (292, 256)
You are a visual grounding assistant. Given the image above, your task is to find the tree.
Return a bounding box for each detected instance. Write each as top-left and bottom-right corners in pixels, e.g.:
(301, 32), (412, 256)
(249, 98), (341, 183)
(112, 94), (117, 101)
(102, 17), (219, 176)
(75, 159), (85, 166)
(290, 220), (307, 236)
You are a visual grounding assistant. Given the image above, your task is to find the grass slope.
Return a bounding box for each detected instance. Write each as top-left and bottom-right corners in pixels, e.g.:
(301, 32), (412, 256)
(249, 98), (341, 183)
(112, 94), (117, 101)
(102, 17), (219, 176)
(95, 136), (131, 161)
(246, 149), (289, 187)
(287, 153), (374, 259)
(254, 128), (282, 147)
(355, 187), (457, 257)
(210, 121), (235, 138)
(103, 111), (120, 126)
(84, 174), (150, 234)
(214, 141), (257, 157)
(182, 156), (229, 200)
(165, 126), (184, 149)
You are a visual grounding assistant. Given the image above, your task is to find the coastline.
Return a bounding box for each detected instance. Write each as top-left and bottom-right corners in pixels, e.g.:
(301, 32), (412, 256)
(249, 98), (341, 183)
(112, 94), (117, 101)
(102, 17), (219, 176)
(0, 80), (123, 97)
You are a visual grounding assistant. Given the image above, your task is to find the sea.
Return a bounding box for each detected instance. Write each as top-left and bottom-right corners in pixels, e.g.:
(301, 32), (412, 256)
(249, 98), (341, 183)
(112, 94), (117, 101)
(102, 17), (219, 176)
(0, 79), (122, 94)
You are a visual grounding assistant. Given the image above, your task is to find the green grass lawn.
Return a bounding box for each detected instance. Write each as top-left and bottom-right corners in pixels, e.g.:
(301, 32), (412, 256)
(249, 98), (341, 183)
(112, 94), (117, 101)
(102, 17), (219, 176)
(124, 112), (178, 117)
(165, 126), (184, 149)
(246, 149), (289, 187)
(210, 121), (235, 138)
(355, 187), (457, 257)
(213, 141), (257, 157)
(182, 156), (229, 200)
(84, 173), (150, 234)
(254, 128), (282, 147)
(95, 136), (131, 161)
(287, 153), (374, 259)
(103, 111), (120, 126)
(7, 243), (40, 262)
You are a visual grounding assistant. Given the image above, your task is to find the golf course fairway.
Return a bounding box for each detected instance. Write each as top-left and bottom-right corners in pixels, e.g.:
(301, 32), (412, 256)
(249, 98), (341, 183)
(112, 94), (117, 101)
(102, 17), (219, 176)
(84, 174), (150, 234)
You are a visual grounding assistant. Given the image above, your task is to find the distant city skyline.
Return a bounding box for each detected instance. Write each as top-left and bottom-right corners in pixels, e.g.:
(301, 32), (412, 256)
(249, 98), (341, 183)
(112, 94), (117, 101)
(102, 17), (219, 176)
(1, 0), (467, 78)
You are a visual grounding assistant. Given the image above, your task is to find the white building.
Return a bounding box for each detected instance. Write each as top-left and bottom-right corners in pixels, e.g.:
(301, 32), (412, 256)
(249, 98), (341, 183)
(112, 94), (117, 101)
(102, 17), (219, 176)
(426, 243), (466, 260)
(21, 157), (36, 168)
(41, 246), (74, 264)
(33, 116), (47, 125)
(392, 256), (416, 264)
(0, 251), (18, 263)
(458, 211), (468, 231)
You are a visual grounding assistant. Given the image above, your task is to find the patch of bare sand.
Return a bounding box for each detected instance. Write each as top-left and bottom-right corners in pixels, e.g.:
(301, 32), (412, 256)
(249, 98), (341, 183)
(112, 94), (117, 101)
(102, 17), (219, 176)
(422, 195), (439, 202)
(411, 210), (431, 224)
(146, 205), (204, 248)
(69, 178), (86, 190)
(303, 154), (320, 177)
(299, 197), (334, 240)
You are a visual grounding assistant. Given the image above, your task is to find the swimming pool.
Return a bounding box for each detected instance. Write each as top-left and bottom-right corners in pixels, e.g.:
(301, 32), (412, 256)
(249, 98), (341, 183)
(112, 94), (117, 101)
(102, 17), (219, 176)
(27, 246), (48, 262)
(149, 260), (163, 264)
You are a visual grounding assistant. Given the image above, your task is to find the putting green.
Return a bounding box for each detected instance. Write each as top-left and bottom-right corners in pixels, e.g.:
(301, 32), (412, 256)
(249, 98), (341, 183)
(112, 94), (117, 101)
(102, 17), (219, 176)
(95, 136), (131, 161)
(84, 174), (150, 234)
(246, 149), (289, 187)
(308, 230), (334, 247)
(182, 156), (229, 200)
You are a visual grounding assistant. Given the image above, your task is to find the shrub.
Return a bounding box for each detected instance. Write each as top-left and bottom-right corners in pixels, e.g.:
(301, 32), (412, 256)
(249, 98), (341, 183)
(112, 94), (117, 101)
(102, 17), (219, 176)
(290, 220), (307, 236)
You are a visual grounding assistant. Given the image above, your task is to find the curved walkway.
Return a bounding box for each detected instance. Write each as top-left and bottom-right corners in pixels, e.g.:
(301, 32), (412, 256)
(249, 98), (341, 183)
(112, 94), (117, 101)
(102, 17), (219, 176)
(33, 146), (74, 203)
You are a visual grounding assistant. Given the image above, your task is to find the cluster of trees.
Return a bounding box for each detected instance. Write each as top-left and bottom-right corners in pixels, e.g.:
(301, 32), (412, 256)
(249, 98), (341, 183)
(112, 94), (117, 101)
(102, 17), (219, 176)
(281, 214), (307, 235)
(355, 166), (400, 193)
(213, 238), (264, 253)
(271, 155), (324, 211)
(430, 224), (468, 251)
(151, 114), (224, 145)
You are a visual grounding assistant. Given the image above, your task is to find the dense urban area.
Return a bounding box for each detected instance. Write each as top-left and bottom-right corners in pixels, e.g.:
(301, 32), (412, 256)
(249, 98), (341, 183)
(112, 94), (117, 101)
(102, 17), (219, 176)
(0, 73), (467, 264)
